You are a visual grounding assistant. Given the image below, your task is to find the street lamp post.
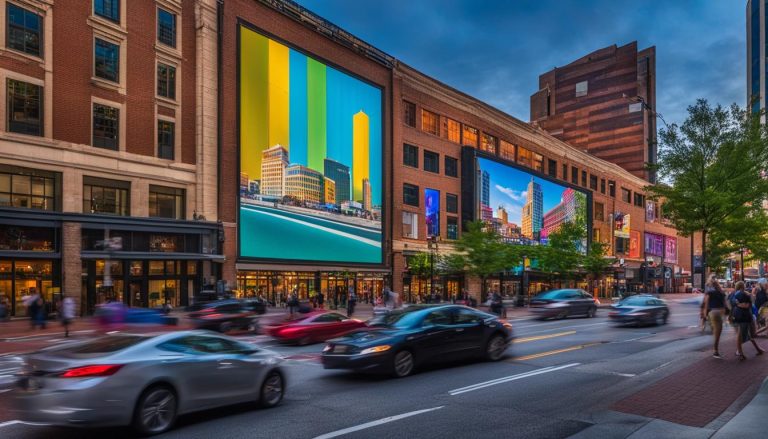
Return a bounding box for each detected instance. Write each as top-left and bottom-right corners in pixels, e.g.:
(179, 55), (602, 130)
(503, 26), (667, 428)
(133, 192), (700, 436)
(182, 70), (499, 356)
(427, 236), (439, 299)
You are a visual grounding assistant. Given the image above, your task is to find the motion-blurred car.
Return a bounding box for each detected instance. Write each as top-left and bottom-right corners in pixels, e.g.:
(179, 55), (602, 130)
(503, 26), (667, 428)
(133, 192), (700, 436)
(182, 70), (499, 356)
(322, 305), (513, 378)
(11, 331), (284, 435)
(529, 289), (598, 320)
(242, 298), (268, 315)
(267, 311), (366, 345)
(609, 295), (669, 326)
(188, 300), (257, 333)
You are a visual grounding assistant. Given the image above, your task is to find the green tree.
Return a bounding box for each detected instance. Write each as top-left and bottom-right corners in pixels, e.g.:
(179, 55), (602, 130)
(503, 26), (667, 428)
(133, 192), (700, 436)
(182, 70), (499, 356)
(708, 209), (768, 278)
(453, 221), (521, 300)
(646, 100), (768, 280)
(406, 252), (432, 297)
(534, 221), (584, 287)
(582, 240), (615, 292)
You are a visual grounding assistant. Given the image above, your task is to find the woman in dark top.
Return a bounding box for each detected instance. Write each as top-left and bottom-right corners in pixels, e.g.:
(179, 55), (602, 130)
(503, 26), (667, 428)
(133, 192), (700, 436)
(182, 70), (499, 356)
(732, 281), (765, 360)
(701, 275), (726, 358)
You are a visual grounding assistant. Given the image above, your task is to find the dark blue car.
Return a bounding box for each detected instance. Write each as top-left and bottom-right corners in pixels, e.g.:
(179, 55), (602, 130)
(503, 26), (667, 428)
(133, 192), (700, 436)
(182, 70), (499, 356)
(321, 305), (514, 378)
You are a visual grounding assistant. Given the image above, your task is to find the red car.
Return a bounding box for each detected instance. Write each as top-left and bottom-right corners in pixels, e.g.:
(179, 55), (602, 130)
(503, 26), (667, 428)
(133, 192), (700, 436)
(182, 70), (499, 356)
(266, 312), (366, 345)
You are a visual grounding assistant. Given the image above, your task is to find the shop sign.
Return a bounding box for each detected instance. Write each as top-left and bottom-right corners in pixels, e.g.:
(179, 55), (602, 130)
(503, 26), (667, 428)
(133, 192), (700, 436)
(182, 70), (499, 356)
(644, 232), (664, 256)
(646, 200), (656, 223)
(628, 231), (641, 258)
(664, 237), (678, 263)
(614, 213), (630, 238)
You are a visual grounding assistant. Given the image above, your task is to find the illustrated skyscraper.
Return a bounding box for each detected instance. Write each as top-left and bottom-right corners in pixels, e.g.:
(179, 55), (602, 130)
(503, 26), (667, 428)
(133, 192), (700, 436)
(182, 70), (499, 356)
(324, 158), (351, 205)
(284, 164), (323, 204)
(521, 178), (543, 239)
(260, 145), (289, 197)
(481, 171), (490, 207)
(352, 110), (370, 202)
(748, 0), (766, 116)
(362, 178), (372, 211)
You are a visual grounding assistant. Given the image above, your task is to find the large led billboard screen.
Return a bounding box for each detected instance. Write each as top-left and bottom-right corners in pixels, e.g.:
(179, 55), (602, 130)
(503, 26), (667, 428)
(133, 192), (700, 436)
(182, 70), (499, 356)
(238, 25), (383, 264)
(475, 156), (589, 252)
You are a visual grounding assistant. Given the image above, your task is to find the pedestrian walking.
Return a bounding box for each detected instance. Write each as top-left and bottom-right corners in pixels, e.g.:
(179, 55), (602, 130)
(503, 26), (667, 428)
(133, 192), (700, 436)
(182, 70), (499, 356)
(731, 281), (765, 360)
(0, 297), (9, 322)
(287, 289), (299, 317)
(753, 278), (768, 330)
(346, 290), (357, 317)
(701, 274), (726, 358)
(60, 296), (75, 337)
(490, 290), (504, 316)
(317, 290), (325, 310)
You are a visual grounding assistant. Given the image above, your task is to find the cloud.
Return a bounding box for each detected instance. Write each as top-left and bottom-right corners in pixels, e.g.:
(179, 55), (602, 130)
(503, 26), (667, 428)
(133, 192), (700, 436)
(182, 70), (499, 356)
(496, 185), (526, 203)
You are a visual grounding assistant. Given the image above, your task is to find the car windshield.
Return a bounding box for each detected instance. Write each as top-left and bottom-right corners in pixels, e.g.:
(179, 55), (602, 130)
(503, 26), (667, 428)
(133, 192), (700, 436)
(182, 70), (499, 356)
(371, 308), (428, 329)
(535, 290), (576, 300)
(49, 335), (147, 356)
(620, 296), (651, 306)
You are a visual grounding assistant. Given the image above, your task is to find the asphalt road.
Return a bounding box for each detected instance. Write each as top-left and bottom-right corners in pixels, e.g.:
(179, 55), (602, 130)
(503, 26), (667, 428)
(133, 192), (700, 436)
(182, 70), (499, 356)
(0, 301), (714, 439)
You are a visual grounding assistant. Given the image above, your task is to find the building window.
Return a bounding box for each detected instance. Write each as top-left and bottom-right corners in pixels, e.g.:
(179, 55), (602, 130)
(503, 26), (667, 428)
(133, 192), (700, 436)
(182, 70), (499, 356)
(446, 193), (458, 214)
(589, 174), (598, 190)
(403, 143), (418, 168)
(149, 185), (185, 219)
(94, 38), (119, 82)
(571, 166), (578, 185)
(423, 150), (439, 173)
(462, 125), (478, 147)
(403, 183), (419, 207)
(157, 63), (176, 100)
(421, 109), (439, 136)
(447, 216), (458, 240)
(608, 180), (616, 197)
(562, 164), (568, 181)
(547, 159), (557, 178)
(581, 170), (587, 187)
(593, 228), (601, 242)
(402, 211), (418, 239)
(621, 188), (631, 203)
(6, 79), (42, 136)
(533, 153), (544, 172)
(6, 3), (42, 57)
(94, 0), (120, 23)
(445, 156), (458, 178)
(600, 178), (606, 194)
(594, 202), (604, 221)
(0, 165), (56, 211)
(157, 120), (175, 160)
(480, 133), (498, 154)
(92, 103), (119, 150)
(403, 100), (416, 127)
(446, 118), (460, 143)
(157, 8), (177, 48)
(83, 177), (129, 216)
(575, 80), (588, 97)
(518, 146), (533, 168)
(634, 193), (645, 207)
(500, 140), (515, 160)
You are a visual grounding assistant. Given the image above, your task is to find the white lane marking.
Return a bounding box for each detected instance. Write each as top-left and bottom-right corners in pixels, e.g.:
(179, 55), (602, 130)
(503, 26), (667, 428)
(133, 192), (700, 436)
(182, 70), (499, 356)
(612, 372), (636, 377)
(247, 208), (381, 248)
(515, 322), (609, 337)
(312, 406), (444, 439)
(449, 363), (580, 396)
(244, 204), (379, 233)
(0, 420), (48, 428)
(0, 389), (13, 394)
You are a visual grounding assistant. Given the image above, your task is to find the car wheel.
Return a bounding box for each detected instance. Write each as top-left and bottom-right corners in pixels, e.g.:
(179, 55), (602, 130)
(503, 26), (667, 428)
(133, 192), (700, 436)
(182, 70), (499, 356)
(557, 309), (569, 320)
(133, 385), (177, 436)
(656, 311), (668, 326)
(259, 371), (284, 408)
(485, 334), (507, 361)
(586, 307), (596, 318)
(392, 350), (415, 378)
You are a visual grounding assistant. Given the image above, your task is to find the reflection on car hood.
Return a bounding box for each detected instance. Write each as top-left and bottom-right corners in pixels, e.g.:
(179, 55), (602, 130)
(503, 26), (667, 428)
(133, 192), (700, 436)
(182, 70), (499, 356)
(329, 328), (400, 344)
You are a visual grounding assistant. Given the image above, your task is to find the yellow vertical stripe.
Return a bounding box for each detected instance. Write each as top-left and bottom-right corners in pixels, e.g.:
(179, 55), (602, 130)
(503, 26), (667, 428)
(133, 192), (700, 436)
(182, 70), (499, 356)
(240, 27), (269, 180)
(268, 39), (290, 152)
(352, 110), (369, 201)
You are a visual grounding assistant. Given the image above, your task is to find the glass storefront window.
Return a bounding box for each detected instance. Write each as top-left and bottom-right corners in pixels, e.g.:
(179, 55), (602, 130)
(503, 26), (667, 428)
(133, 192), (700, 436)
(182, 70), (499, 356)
(149, 261), (164, 275)
(187, 261), (197, 275)
(149, 279), (177, 308)
(95, 260), (122, 276)
(150, 234), (182, 252)
(129, 261), (143, 276)
(0, 226), (55, 251)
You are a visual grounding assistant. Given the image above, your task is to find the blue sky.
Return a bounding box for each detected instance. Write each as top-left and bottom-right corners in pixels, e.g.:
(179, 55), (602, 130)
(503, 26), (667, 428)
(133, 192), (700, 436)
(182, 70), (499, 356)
(295, 0), (744, 128)
(479, 158), (574, 226)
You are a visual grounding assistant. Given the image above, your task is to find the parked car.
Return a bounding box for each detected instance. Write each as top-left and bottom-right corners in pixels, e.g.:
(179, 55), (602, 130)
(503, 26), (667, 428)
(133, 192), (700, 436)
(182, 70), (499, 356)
(322, 305), (513, 378)
(529, 289), (598, 320)
(609, 294), (669, 326)
(268, 312), (366, 345)
(188, 300), (257, 333)
(11, 331), (284, 435)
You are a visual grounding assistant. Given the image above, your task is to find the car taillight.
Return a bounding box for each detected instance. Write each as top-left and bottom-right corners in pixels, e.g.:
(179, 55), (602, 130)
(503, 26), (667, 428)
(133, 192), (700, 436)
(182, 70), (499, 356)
(202, 313), (223, 319)
(60, 364), (123, 378)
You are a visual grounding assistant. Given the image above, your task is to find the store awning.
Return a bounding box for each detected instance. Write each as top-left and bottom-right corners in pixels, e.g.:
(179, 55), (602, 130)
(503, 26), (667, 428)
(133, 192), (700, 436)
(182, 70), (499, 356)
(236, 262), (390, 273)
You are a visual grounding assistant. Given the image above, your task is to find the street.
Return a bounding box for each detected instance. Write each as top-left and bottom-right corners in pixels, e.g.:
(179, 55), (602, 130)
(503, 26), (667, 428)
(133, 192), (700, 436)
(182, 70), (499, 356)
(1, 299), (754, 439)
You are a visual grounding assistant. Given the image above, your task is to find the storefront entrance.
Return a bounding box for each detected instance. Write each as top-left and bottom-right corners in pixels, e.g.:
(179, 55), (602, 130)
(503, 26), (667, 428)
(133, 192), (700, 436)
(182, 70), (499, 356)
(0, 259), (59, 317)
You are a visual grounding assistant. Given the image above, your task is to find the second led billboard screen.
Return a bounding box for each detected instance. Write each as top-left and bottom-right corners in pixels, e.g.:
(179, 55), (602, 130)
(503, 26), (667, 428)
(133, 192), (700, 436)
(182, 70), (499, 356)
(238, 25), (383, 264)
(476, 157), (588, 251)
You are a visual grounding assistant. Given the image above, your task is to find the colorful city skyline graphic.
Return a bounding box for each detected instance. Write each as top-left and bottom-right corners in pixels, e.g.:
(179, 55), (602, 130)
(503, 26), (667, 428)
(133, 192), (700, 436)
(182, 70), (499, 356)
(477, 158), (587, 247)
(238, 26), (382, 264)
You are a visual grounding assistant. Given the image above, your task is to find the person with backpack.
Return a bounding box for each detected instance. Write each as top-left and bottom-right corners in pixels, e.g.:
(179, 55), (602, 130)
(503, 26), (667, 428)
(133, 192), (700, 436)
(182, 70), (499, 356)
(731, 281), (765, 360)
(753, 278), (768, 329)
(701, 274), (726, 358)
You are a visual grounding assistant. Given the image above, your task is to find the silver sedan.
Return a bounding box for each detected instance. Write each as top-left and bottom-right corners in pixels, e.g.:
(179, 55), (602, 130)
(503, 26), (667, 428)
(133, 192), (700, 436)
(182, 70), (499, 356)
(11, 330), (285, 435)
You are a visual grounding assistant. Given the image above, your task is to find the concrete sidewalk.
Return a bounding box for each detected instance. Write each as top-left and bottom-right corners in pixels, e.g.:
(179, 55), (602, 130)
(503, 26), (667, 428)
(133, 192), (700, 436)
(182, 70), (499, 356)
(712, 376), (768, 438)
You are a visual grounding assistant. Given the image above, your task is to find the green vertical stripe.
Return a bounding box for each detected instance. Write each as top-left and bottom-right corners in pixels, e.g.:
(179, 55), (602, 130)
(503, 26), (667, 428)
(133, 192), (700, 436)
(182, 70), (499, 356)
(307, 58), (327, 172)
(240, 27), (269, 180)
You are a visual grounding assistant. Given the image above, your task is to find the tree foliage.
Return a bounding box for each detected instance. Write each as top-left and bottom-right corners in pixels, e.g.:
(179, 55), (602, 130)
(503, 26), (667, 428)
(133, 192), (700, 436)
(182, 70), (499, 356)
(646, 100), (768, 275)
(453, 221), (523, 297)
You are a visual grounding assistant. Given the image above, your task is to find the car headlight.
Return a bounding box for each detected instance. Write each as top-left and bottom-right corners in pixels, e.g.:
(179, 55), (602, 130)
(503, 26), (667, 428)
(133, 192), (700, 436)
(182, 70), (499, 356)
(360, 345), (391, 355)
(322, 344), (332, 352)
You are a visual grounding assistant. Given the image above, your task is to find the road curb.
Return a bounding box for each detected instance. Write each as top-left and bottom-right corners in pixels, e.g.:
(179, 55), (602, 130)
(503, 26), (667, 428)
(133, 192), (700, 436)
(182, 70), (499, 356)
(711, 376), (768, 438)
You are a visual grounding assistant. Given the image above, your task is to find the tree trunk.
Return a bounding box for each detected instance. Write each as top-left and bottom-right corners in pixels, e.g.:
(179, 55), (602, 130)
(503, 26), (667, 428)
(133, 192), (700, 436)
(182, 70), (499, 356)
(701, 229), (708, 283)
(481, 276), (487, 303)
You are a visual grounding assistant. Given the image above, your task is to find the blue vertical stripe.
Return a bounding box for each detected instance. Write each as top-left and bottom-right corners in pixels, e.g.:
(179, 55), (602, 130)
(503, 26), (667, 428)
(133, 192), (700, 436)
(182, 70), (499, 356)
(289, 49), (308, 165)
